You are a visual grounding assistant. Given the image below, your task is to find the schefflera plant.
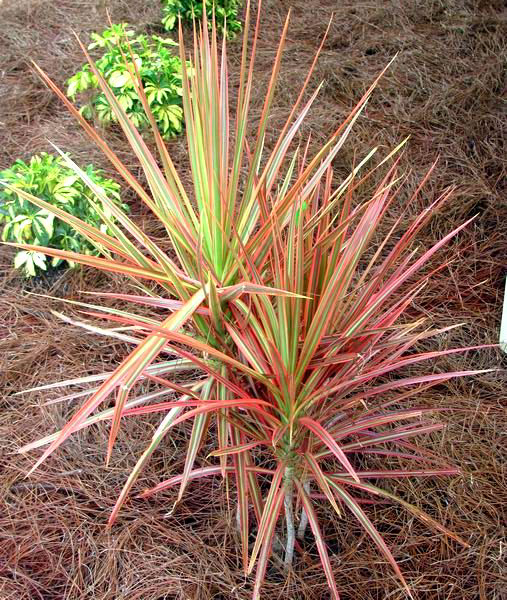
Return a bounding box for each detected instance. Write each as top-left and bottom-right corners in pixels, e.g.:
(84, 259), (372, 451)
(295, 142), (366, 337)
(9, 2), (492, 598)
(0, 152), (126, 276)
(67, 24), (186, 138)
(162, 0), (243, 38)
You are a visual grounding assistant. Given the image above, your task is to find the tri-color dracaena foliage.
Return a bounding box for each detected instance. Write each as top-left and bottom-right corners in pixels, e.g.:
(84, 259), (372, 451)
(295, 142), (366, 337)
(9, 2), (491, 598)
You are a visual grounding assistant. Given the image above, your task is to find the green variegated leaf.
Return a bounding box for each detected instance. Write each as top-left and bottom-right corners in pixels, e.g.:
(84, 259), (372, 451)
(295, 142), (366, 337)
(109, 70), (131, 88)
(32, 214), (52, 245)
(14, 250), (29, 269)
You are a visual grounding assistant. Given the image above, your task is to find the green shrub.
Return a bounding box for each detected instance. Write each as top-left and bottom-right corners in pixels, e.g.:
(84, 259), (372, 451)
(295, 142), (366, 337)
(162, 0), (242, 38)
(67, 24), (185, 139)
(0, 152), (127, 276)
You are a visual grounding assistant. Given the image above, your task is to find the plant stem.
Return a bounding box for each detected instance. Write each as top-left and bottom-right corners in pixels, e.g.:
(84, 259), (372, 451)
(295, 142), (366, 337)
(297, 480), (311, 540)
(284, 466), (295, 568)
(236, 497), (241, 532)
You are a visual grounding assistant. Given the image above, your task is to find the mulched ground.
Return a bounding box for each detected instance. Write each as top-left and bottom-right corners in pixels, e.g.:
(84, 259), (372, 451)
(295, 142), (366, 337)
(1, 0), (506, 598)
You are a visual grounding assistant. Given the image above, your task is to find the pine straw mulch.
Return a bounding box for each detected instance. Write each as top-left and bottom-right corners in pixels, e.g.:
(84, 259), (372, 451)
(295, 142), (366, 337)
(0, 0), (506, 598)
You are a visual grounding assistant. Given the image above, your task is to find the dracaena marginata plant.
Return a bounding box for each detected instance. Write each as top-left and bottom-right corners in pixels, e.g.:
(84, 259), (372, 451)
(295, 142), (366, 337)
(7, 2), (492, 598)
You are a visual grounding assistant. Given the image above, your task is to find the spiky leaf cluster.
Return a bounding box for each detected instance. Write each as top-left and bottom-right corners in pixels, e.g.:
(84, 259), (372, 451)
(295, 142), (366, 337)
(10, 4), (490, 598)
